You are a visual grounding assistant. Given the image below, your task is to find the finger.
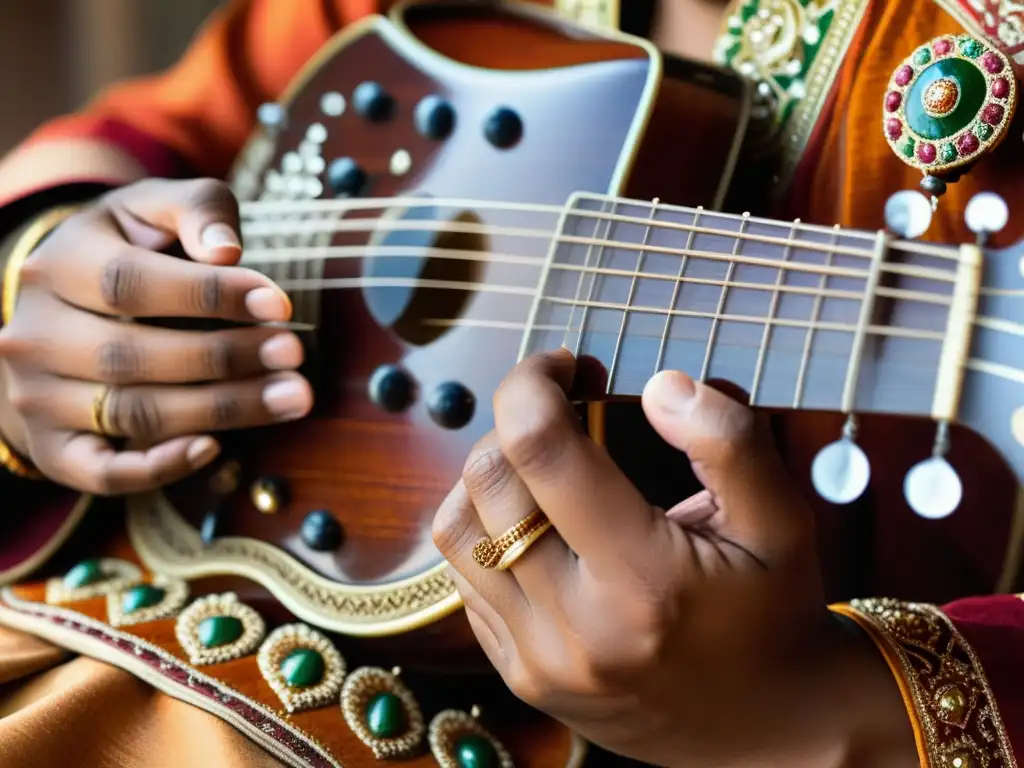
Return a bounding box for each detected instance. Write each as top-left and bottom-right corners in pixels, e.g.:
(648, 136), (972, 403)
(492, 349), (673, 579)
(22, 372), (312, 444)
(447, 566), (515, 673)
(31, 429), (220, 496)
(26, 234), (291, 322)
(107, 178), (243, 265)
(461, 433), (573, 598)
(642, 370), (814, 560)
(432, 481), (527, 623)
(8, 304), (303, 384)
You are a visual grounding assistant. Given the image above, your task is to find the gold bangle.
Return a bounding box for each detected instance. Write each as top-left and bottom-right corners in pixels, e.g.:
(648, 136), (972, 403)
(2, 205), (84, 325)
(0, 434), (41, 479)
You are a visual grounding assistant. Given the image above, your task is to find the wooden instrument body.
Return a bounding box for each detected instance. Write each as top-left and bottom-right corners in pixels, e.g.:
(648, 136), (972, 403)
(125, 0), (752, 640)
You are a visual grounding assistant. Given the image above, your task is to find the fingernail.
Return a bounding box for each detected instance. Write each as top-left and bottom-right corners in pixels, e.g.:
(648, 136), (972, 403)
(201, 223), (241, 251)
(245, 286), (292, 322)
(643, 370), (696, 414)
(262, 379), (309, 420)
(187, 436), (221, 468)
(259, 334), (303, 370)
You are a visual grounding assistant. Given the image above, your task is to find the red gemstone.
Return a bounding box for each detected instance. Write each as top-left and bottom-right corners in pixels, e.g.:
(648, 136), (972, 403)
(992, 77), (1010, 99)
(982, 103), (1005, 125)
(894, 65), (914, 86)
(885, 91), (902, 112)
(957, 132), (980, 154)
(933, 38), (953, 56)
(917, 143), (937, 164)
(981, 51), (1004, 73)
(886, 118), (903, 140)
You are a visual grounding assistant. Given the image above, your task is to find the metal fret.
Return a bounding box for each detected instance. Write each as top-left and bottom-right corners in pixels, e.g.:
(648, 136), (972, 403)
(840, 230), (889, 414)
(699, 213), (749, 382)
(654, 206), (700, 376)
(749, 218), (799, 406)
(793, 225), (842, 409)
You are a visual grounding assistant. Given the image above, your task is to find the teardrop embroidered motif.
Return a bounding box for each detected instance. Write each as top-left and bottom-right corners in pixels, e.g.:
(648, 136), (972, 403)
(341, 666), (425, 759)
(257, 623), (346, 713)
(428, 708), (513, 768)
(106, 575), (189, 628)
(45, 558), (142, 605)
(174, 592), (266, 666)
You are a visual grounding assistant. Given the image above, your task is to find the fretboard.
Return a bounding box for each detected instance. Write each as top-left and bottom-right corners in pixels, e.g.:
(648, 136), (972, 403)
(521, 193), (965, 418)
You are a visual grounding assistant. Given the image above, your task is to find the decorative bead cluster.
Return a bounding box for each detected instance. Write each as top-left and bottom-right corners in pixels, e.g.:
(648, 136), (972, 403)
(174, 592), (267, 666)
(882, 34), (1017, 176)
(429, 708), (515, 768)
(45, 558), (143, 605)
(106, 575), (190, 628)
(257, 623), (346, 713)
(340, 666), (426, 759)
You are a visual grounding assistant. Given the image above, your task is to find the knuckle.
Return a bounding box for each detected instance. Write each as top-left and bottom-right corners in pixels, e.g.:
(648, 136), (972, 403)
(500, 412), (563, 474)
(201, 338), (234, 380)
(210, 392), (241, 429)
(95, 338), (144, 383)
(503, 662), (551, 707)
(461, 447), (513, 504)
(431, 493), (478, 558)
(109, 389), (163, 442)
(99, 251), (144, 310)
(185, 178), (237, 215)
(6, 383), (39, 416)
(189, 271), (223, 314)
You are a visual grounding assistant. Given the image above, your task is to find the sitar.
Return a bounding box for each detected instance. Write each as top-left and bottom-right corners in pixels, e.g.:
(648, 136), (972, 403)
(3, 0), (1021, 661)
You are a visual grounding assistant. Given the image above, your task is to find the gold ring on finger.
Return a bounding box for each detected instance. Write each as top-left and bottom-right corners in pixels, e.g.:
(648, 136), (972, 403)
(91, 385), (117, 437)
(472, 509), (553, 571)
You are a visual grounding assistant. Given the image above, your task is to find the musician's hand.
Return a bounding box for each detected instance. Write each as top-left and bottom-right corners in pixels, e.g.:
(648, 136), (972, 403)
(433, 350), (914, 767)
(0, 178), (313, 495)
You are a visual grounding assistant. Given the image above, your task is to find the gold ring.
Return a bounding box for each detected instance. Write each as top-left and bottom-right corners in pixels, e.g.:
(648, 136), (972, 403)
(472, 509), (553, 571)
(91, 386), (115, 437)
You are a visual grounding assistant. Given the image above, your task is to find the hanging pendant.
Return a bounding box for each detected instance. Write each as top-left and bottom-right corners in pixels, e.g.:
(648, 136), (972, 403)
(429, 707), (513, 768)
(257, 624), (346, 713)
(106, 575), (189, 628)
(883, 34), (1017, 203)
(340, 666), (425, 759)
(174, 592), (266, 666)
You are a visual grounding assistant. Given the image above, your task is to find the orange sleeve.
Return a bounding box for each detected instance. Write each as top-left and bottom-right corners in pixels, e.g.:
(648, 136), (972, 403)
(0, 0), (385, 209)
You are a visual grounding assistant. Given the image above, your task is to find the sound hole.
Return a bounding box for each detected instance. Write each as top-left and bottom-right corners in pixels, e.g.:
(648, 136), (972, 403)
(362, 201), (484, 346)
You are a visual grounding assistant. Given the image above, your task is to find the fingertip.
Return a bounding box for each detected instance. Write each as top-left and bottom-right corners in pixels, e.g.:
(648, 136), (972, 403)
(642, 370), (696, 418)
(245, 286), (293, 322)
(186, 436), (221, 469)
(200, 223), (242, 261)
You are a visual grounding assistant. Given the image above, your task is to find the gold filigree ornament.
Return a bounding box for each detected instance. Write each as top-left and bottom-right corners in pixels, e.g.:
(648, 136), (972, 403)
(340, 666), (425, 759)
(106, 575), (189, 628)
(174, 592), (266, 666)
(429, 707), (513, 768)
(257, 623), (346, 713)
(45, 558), (142, 605)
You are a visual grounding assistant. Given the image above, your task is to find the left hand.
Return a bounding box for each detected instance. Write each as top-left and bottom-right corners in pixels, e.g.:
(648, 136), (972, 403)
(432, 349), (913, 767)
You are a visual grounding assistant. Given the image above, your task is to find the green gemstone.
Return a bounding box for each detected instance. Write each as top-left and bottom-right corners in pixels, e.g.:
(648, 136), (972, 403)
(905, 59), (986, 139)
(197, 616), (244, 648)
(63, 559), (104, 589)
(976, 122), (994, 140)
(121, 584), (165, 614)
(940, 143), (958, 163)
(455, 735), (499, 768)
(280, 648), (324, 688)
(959, 38), (983, 58)
(913, 48), (932, 66)
(366, 692), (406, 738)
(901, 136), (916, 158)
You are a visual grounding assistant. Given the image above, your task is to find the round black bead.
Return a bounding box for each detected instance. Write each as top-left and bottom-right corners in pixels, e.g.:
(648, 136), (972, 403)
(200, 505), (224, 546)
(352, 81), (394, 122)
(300, 510), (343, 552)
(427, 382), (476, 430)
(920, 175), (947, 197)
(483, 107), (523, 149)
(414, 95), (455, 140)
(327, 157), (368, 197)
(368, 364), (415, 413)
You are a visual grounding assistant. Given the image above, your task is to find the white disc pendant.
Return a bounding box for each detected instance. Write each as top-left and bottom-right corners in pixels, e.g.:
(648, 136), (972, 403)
(811, 438), (871, 505)
(903, 457), (962, 520)
(884, 190), (933, 239)
(964, 192), (1009, 235)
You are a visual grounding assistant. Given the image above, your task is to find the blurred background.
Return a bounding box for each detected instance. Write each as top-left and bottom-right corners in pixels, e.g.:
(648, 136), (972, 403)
(0, 0), (222, 154)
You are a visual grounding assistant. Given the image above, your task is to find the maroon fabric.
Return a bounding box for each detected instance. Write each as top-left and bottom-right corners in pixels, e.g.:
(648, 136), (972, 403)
(90, 119), (192, 180)
(942, 594), (1024, 756)
(0, 480), (82, 575)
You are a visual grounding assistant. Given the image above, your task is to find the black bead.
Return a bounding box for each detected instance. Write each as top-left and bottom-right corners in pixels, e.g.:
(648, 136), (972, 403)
(300, 510), (343, 552)
(368, 364), (415, 413)
(483, 107), (523, 149)
(352, 81), (394, 122)
(327, 157), (368, 197)
(200, 505), (224, 546)
(427, 382), (476, 430)
(920, 175), (947, 197)
(414, 95), (455, 140)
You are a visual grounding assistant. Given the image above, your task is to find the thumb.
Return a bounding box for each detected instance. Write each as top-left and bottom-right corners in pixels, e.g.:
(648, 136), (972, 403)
(641, 370), (813, 560)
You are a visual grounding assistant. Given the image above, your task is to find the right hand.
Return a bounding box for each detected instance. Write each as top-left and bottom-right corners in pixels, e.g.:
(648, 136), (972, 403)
(0, 178), (313, 495)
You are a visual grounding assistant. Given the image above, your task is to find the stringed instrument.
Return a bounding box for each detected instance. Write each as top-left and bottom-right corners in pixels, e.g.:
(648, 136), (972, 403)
(4, 0), (1020, 668)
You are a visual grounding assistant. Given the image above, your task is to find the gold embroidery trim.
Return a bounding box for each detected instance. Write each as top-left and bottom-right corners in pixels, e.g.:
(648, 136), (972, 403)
(839, 598), (1017, 768)
(553, 0), (620, 30)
